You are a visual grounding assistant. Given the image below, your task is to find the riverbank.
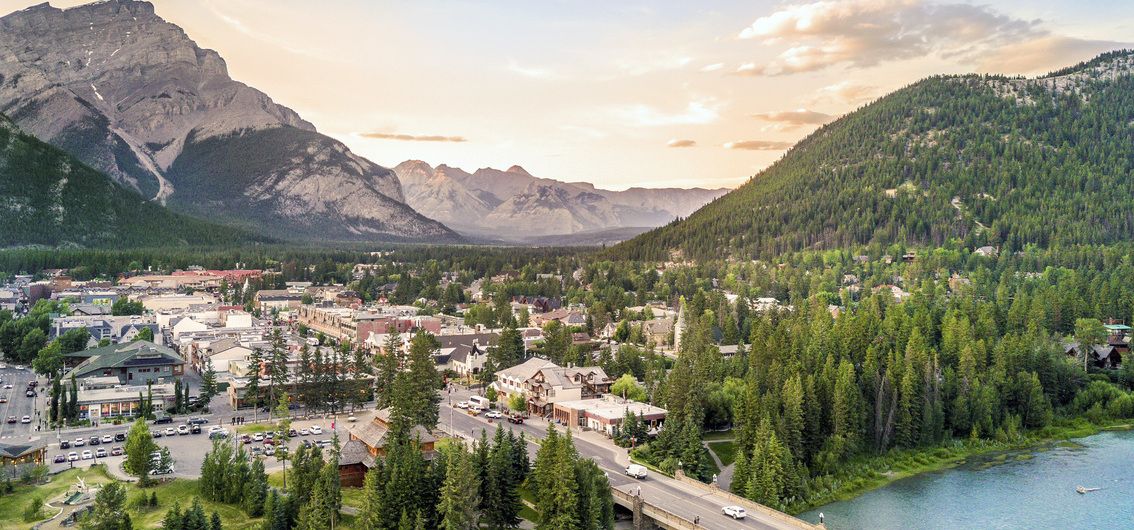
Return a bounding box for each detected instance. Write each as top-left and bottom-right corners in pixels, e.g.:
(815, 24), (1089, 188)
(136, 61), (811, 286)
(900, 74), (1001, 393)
(787, 418), (1134, 515)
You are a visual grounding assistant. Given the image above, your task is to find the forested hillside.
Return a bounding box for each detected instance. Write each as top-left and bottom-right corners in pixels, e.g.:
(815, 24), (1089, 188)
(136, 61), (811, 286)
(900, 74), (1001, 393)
(0, 114), (258, 248)
(616, 50), (1134, 261)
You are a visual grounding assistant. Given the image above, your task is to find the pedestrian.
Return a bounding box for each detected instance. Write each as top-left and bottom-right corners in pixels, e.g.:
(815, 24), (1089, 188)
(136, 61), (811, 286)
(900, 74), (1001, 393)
(819, 513), (824, 524)
(694, 516), (700, 525)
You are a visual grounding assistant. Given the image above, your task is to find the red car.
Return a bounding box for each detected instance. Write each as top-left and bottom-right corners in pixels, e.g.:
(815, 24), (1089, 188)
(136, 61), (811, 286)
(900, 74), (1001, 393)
(0, 397), (8, 403)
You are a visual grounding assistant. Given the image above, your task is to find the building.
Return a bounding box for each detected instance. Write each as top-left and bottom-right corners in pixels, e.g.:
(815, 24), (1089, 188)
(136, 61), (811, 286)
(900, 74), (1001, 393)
(0, 441), (47, 472)
(492, 357), (557, 400)
(642, 318), (674, 346)
(77, 382), (177, 420)
(344, 408), (437, 485)
(64, 341), (185, 385)
(552, 395), (667, 436)
(524, 365), (612, 416)
(254, 290), (303, 311)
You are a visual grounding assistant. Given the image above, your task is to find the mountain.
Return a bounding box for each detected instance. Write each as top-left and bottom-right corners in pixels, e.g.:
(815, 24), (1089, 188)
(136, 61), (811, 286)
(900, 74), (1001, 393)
(0, 0), (456, 242)
(0, 113), (257, 247)
(394, 161), (728, 241)
(615, 50), (1134, 261)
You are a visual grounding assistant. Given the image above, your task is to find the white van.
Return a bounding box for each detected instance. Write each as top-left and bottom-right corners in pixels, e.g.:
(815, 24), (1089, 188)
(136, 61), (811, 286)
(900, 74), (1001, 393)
(469, 395), (491, 411)
(625, 464), (648, 479)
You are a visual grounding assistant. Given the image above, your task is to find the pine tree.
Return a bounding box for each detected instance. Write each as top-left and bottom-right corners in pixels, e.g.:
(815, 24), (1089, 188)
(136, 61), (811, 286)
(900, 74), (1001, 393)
(242, 456), (268, 516)
(438, 446), (479, 530)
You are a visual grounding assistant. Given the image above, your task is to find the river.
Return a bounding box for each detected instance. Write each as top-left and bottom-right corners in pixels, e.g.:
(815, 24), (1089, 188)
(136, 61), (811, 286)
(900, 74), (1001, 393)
(798, 430), (1134, 529)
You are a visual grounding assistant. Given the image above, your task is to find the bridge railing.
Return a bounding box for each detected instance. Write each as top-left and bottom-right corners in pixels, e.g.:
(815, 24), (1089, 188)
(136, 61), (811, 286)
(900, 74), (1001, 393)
(672, 471), (823, 529)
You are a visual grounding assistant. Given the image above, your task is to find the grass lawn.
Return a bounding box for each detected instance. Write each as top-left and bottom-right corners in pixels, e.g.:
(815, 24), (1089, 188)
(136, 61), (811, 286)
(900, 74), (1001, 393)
(703, 429), (734, 441)
(708, 440), (738, 467)
(0, 466), (115, 530)
(235, 423), (275, 434)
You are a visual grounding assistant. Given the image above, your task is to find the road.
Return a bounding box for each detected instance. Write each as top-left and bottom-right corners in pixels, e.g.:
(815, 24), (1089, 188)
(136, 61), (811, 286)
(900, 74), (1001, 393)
(440, 388), (806, 530)
(0, 364), (45, 441)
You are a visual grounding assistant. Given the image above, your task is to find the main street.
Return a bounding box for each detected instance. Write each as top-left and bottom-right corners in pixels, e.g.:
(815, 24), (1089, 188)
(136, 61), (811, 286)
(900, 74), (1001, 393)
(0, 364), (45, 440)
(440, 387), (808, 530)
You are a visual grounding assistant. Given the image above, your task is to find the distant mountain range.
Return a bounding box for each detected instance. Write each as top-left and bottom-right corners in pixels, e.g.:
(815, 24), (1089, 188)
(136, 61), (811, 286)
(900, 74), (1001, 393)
(0, 0), (455, 243)
(393, 161), (728, 241)
(615, 50), (1134, 261)
(0, 112), (259, 247)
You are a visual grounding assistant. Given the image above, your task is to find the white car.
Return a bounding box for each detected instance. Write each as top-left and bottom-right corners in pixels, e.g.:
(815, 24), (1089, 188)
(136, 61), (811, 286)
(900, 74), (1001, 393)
(95, 448), (107, 458)
(347, 416), (357, 422)
(101, 434), (112, 443)
(298, 428), (310, 436)
(252, 433), (265, 442)
(73, 438), (86, 447)
(81, 450), (93, 460)
(20, 415), (30, 424)
(310, 426), (323, 435)
(485, 410), (503, 419)
(722, 506), (747, 520)
(455, 401), (469, 409)
(67, 451), (78, 462)
(150, 466), (174, 475)
(625, 464), (648, 479)
(163, 427), (176, 436)
(176, 425), (190, 435)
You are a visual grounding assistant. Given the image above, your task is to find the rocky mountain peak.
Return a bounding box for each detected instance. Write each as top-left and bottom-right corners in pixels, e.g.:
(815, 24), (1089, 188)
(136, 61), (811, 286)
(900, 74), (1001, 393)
(506, 165), (532, 176)
(0, 0), (455, 242)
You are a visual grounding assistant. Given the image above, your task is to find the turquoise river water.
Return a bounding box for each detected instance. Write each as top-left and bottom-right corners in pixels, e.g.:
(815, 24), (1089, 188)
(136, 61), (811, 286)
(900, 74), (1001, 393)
(798, 430), (1134, 529)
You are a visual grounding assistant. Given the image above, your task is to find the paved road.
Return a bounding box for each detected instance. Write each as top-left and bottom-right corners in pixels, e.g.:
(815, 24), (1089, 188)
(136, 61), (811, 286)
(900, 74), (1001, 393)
(440, 388), (805, 530)
(0, 364), (45, 440)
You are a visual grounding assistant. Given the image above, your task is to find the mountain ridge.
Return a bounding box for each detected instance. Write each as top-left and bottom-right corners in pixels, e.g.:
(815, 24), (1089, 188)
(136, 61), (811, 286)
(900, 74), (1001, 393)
(613, 50), (1134, 261)
(0, 0), (457, 242)
(393, 160), (729, 241)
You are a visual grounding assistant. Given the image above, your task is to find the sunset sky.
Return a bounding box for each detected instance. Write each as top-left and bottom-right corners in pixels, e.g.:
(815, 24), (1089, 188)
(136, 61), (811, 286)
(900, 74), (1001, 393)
(2, 0), (1130, 190)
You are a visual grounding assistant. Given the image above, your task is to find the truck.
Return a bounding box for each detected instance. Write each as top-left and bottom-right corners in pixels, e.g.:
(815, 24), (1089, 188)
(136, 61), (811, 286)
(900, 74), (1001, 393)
(625, 464), (648, 479)
(469, 395), (491, 411)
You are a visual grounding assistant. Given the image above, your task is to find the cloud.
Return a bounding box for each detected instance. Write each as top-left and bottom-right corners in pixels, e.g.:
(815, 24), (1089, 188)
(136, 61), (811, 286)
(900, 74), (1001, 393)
(751, 108), (832, 126)
(507, 59), (560, 80)
(614, 98), (723, 127)
(724, 140), (794, 150)
(733, 0), (1102, 75)
(362, 132), (467, 142)
(700, 62), (725, 72)
(810, 81), (879, 105)
(667, 139), (697, 148)
(975, 35), (1125, 74)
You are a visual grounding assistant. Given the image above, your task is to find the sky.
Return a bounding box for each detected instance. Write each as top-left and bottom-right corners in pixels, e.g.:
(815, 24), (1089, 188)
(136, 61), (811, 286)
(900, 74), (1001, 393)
(2, 0), (1130, 190)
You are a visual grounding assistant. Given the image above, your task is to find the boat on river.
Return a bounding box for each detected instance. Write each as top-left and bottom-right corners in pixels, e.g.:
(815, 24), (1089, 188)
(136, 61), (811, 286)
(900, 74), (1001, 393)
(1076, 486), (1100, 494)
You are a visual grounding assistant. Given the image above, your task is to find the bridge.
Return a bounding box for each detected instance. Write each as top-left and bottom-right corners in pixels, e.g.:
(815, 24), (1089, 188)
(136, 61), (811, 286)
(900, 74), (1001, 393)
(441, 401), (821, 530)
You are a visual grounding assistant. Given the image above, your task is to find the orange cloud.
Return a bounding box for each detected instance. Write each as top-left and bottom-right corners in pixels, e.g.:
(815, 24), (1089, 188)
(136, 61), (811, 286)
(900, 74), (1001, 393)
(362, 132), (467, 142)
(667, 139), (697, 148)
(724, 140), (793, 150)
(751, 109), (832, 126)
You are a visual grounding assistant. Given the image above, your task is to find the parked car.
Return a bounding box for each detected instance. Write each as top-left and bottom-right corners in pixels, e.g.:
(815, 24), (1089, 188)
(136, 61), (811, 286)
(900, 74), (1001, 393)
(250, 446), (263, 456)
(456, 401), (469, 409)
(190, 424), (201, 434)
(346, 416), (357, 422)
(625, 464), (648, 479)
(95, 448), (107, 458)
(208, 429), (229, 440)
(262, 438), (275, 446)
(150, 466), (174, 476)
(67, 452), (78, 462)
(288, 429), (298, 438)
(80, 450), (92, 460)
(73, 438), (86, 447)
(241, 434), (252, 444)
(310, 426), (323, 435)
(485, 410), (503, 419)
(153, 415), (174, 425)
(114, 433), (126, 442)
(507, 415), (525, 424)
(469, 396), (491, 411)
(251, 433), (265, 442)
(299, 428), (310, 436)
(111, 447), (123, 456)
(53, 454), (66, 463)
(300, 439), (313, 448)
(162, 427), (176, 436)
(20, 415), (31, 423)
(187, 417), (208, 425)
(4, 416), (15, 424)
(0, 396), (8, 403)
(100, 434), (112, 443)
(25, 390), (35, 397)
(176, 425), (190, 435)
(151, 430), (163, 438)
(88, 436), (100, 446)
(59, 440), (71, 449)
(722, 506), (747, 520)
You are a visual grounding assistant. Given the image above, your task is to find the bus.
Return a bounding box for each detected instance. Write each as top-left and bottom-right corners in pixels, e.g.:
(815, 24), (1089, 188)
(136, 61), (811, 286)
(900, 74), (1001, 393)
(469, 395), (491, 411)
